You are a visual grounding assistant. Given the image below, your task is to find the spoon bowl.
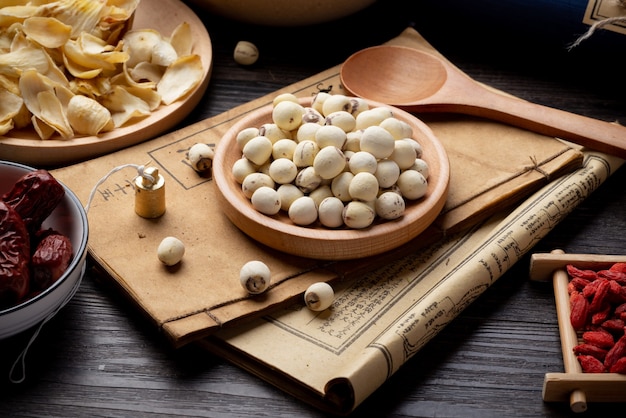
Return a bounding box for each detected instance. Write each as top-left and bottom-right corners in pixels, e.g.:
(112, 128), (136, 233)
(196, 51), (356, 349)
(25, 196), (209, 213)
(341, 45), (626, 159)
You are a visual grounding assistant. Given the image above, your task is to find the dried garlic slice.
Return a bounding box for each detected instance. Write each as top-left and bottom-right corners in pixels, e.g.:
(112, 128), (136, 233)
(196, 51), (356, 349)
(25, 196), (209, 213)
(22, 16), (72, 48)
(101, 85), (151, 127)
(37, 90), (73, 139)
(0, 89), (22, 135)
(0, 46), (49, 77)
(169, 22), (192, 57)
(157, 54), (203, 105)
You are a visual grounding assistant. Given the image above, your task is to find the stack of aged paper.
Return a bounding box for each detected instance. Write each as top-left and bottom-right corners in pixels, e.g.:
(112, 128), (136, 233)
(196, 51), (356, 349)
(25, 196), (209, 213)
(201, 150), (623, 414)
(50, 27), (626, 414)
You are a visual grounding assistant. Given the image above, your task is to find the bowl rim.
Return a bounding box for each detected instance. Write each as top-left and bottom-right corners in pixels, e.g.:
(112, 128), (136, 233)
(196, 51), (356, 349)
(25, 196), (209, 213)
(0, 160), (89, 315)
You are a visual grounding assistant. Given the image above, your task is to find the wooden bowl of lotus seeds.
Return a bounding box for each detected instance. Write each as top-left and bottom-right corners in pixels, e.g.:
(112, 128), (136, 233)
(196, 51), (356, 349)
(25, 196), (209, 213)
(212, 95), (449, 260)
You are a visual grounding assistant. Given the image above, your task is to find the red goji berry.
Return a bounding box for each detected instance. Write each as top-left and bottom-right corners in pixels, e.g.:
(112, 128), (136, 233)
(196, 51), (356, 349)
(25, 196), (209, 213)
(570, 277), (592, 291)
(616, 303), (626, 315)
(591, 305), (612, 325)
(605, 335), (626, 369)
(609, 356), (626, 374)
(570, 291), (589, 331)
(582, 279), (601, 299)
(609, 262), (626, 274)
(573, 343), (608, 361)
(583, 329), (615, 348)
(567, 265), (598, 281)
(602, 318), (626, 334)
(578, 354), (606, 373)
(598, 269), (626, 285)
(589, 279), (610, 313)
(606, 280), (626, 304)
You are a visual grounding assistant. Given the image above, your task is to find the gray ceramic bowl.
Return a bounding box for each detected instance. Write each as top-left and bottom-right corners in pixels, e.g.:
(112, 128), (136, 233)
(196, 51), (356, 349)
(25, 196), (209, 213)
(0, 161), (88, 339)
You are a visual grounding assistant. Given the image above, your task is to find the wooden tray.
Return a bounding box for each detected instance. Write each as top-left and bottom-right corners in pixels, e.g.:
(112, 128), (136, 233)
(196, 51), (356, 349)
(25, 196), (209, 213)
(0, 0), (212, 167)
(212, 97), (450, 260)
(530, 250), (626, 412)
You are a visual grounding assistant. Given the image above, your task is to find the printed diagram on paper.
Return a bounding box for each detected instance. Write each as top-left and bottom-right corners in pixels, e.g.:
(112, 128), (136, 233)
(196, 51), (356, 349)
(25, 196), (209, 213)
(584, 0), (626, 35)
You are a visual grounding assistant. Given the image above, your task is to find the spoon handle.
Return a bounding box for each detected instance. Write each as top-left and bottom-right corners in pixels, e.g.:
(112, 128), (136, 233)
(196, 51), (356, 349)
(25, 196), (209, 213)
(429, 88), (626, 159)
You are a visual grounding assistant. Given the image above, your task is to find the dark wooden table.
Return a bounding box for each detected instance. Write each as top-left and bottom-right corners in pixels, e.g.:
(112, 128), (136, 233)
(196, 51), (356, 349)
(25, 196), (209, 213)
(2, 1), (625, 416)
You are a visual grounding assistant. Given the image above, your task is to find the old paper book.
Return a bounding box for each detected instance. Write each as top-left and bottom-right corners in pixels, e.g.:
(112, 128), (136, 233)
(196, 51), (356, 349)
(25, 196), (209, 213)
(201, 151), (624, 414)
(52, 28), (581, 347)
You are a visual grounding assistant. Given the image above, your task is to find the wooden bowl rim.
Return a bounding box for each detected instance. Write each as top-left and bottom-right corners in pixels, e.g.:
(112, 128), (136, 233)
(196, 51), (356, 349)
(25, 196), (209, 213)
(213, 97), (449, 259)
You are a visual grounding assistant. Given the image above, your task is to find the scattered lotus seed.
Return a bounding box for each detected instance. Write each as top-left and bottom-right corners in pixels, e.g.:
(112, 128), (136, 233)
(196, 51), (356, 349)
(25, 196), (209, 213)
(293, 140), (319, 167)
(242, 135), (273, 165)
(295, 166), (322, 193)
(409, 158), (430, 179)
(232, 158), (258, 184)
(355, 108), (389, 130)
(375, 159), (401, 188)
(342, 201), (376, 229)
(277, 183), (304, 211)
(375, 191), (406, 220)
(315, 124), (347, 149)
(349, 97), (369, 117)
(360, 125), (395, 159)
(251, 186), (281, 215)
(348, 151), (377, 174)
(321, 94), (352, 116)
(313, 146), (346, 179)
(296, 122), (322, 143)
(304, 282), (335, 311)
(272, 100), (304, 131)
(239, 260), (271, 294)
(272, 138), (297, 160)
(233, 41), (259, 65)
(390, 140), (418, 170)
(302, 107), (325, 124)
(157, 236), (185, 266)
(372, 106), (394, 120)
(257, 160), (271, 175)
(318, 196), (345, 228)
(348, 172), (379, 202)
(311, 91), (331, 114)
(259, 123), (291, 143)
(309, 184), (333, 208)
(407, 139), (423, 158)
(288, 196), (318, 225)
(379, 117), (413, 139)
(236, 127), (260, 149)
(269, 158), (298, 184)
(324, 110), (356, 133)
(344, 131), (362, 152)
(272, 93), (299, 106)
(397, 170), (428, 200)
(331, 171), (354, 202)
(187, 143), (214, 173)
(242, 172), (275, 198)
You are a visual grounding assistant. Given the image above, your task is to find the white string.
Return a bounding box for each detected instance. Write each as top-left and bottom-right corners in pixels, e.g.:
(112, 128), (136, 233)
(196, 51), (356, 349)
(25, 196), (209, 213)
(9, 163), (151, 384)
(569, 16), (626, 49)
(84, 163), (154, 212)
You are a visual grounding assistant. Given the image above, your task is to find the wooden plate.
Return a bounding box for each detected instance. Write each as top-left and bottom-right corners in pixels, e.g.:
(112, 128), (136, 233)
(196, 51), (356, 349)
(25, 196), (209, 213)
(0, 0), (212, 167)
(213, 97), (450, 260)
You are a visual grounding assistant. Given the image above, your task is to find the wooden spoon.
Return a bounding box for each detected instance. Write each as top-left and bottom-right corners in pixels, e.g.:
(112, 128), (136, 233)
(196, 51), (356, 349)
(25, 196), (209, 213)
(340, 45), (626, 159)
